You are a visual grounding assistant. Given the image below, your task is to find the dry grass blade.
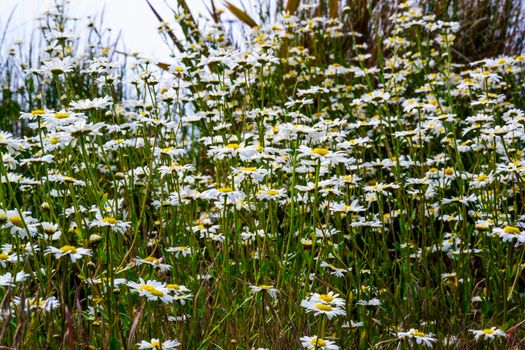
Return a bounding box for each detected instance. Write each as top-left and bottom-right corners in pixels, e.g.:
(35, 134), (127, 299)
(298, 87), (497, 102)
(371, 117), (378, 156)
(224, 1), (258, 28)
(285, 0), (301, 14)
(127, 306), (145, 349)
(156, 62), (171, 71)
(13, 290), (26, 349)
(0, 289), (12, 343)
(63, 305), (74, 348)
(205, 0), (221, 24)
(177, 0), (199, 30)
(144, 0), (184, 52)
(329, 0), (339, 18)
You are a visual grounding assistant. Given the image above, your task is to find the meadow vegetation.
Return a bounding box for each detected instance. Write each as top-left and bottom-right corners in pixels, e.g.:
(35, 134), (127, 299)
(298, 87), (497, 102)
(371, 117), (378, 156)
(0, 0), (525, 348)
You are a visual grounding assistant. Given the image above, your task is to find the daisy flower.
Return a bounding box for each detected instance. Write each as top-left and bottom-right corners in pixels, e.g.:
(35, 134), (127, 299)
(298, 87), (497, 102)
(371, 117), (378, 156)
(137, 338), (180, 349)
(40, 56), (75, 75)
(90, 212), (130, 234)
(127, 279), (174, 304)
(0, 271), (29, 287)
(14, 296), (60, 312)
(200, 187), (245, 203)
(301, 300), (346, 319)
(165, 283), (191, 295)
(0, 131), (28, 152)
(255, 187), (287, 201)
(61, 119), (105, 140)
(154, 146), (186, 159)
(2, 210), (39, 238)
(492, 225), (525, 246)
(249, 284), (279, 300)
(342, 320), (365, 329)
(320, 262), (349, 277)
(45, 245), (92, 262)
(357, 298), (382, 307)
(40, 221), (62, 240)
(166, 246), (192, 258)
(0, 250), (18, 267)
(70, 96), (112, 110)
(298, 145), (330, 158)
(87, 277), (128, 291)
(329, 200), (367, 213)
(172, 292), (193, 305)
(397, 328), (437, 347)
(469, 327), (507, 341)
(300, 335), (339, 349)
(207, 142), (246, 160)
(135, 256), (172, 272)
(308, 292), (346, 307)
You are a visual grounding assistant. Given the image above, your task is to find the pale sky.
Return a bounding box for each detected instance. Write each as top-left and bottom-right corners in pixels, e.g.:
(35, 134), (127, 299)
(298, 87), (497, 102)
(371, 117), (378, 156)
(0, 0), (248, 60)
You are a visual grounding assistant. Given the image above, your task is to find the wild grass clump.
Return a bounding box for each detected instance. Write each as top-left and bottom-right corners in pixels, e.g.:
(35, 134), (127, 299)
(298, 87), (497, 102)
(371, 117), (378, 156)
(1, 0), (525, 349)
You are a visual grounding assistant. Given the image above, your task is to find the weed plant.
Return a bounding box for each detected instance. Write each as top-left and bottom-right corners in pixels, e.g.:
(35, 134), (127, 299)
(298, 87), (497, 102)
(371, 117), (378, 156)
(0, 0), (525, 349)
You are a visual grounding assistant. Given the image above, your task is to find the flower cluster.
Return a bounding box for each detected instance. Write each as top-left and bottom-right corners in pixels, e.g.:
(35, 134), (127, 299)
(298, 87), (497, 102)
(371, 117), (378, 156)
(0, 0), (524, 348)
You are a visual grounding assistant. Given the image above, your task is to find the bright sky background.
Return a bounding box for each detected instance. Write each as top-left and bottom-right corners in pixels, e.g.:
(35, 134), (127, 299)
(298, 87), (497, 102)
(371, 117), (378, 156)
(0, 0), (248, 60)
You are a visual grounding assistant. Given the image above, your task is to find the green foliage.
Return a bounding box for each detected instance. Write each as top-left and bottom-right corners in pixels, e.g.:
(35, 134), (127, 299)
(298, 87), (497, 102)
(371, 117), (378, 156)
(0, 1), (525, 349)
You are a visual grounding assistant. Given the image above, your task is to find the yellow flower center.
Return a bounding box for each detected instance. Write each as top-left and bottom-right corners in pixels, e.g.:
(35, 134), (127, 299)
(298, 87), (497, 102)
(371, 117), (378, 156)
(311, 338), (327, 347)
(49, 136), (60, 144)
(412, 330), (425, 337)
(242, 167), (257, 172)
(476, 223), (489, 231)
(503, 226), (520, 234)
(102, 217), (117, 225)
(28, 299), (45, 306)
(8, 215), (24, 228)
(139, 285), (164, 297)
(476, 174), (488, 182)
(0, 253), (8, 260)
(167, 284), (180, 290)
(225, 143), (240, 150)
(144, 256), (158, 263)
(312, 148), (329, 156)
(265, 190), (280, 196)
(482, 328), (495, 335)
(150, 340), (161, 348)
(60, 245), (77, 254)
(54, 112), (69, 119)
(318, 294), (334, 303)
(218, 187), (233, 193)
(315, 303), (333, 311)
(444, 167), (454, 176)
(31, 109), (45, 115)
(258, 284), (272, 290)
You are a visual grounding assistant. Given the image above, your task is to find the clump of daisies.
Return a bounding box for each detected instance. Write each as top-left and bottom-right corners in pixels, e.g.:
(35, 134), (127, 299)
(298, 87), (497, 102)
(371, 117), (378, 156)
(1, 0), (525, 348)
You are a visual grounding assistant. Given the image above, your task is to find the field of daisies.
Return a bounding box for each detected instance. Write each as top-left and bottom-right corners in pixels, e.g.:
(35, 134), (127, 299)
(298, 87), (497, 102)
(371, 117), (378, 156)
(1, 0), (525, 348)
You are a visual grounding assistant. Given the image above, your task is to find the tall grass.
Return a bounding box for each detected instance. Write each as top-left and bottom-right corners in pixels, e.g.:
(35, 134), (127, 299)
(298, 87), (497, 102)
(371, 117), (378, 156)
(197, 0), (524, 63)
(0, 0), (525, 349)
